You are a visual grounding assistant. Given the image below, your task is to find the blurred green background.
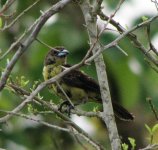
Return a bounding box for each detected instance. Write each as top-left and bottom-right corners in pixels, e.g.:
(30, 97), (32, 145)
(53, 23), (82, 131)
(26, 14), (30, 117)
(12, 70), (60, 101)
(0, 0), (158, 149)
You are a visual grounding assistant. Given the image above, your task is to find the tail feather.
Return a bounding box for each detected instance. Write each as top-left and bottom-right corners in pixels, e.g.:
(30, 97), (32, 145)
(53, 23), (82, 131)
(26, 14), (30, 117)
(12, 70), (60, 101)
(112, 102), (134, 121)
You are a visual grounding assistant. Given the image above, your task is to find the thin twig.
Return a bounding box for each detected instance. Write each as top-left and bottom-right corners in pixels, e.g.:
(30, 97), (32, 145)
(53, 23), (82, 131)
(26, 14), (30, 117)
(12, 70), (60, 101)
(98, 0), (125, 37)
(0, 11), (16, 19)
(139, 144), (158, 150)
(36, 38), (53, 49)
(72, 126), (89, 150)
(146, 97), (158, 121)
(113, 0), (125, 16)
(0, 0), (16, 16)
(151, 0), (158, 11)
(72, 128), (103, 150)
(145, 58), (158, 73)
(116, 45), (128, 56)
(0, 110), (70, 132)
(36, 38), (59, 52)
(1, 0), (41, 31)
(56, 81), (74, 108)
(146, 25), (158, 56)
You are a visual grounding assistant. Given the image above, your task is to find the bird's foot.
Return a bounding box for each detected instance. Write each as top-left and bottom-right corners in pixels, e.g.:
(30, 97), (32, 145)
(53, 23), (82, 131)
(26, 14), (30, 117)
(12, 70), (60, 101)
(58, 100), (75, 117)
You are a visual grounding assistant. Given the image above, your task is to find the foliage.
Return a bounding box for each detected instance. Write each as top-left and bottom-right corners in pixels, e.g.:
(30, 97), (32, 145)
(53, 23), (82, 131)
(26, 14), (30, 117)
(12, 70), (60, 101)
(145, 123), (158, 144)
(0, 0), (158, 150)
(122, 137), (136, 150)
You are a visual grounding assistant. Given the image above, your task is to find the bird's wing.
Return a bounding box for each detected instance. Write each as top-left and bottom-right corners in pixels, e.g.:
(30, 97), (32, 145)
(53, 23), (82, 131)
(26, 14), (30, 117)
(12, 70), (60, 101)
(62, 65), (134, 121)
(62, 65), (100, 93)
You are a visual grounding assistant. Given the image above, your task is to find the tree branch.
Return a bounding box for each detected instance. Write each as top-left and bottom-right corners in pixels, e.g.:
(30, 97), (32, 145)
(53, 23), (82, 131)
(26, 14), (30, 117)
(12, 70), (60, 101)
(0, 110), (70, 132)
(0, 108), (103, 149)
(98, 12), (158, 68)
(86, 14), (158, 65)
(4, 83), (104, 150)
(80, 1), (121, 150)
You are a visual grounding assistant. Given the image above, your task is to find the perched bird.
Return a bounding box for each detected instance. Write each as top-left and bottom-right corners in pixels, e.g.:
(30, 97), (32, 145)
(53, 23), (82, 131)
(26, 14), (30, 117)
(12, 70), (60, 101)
(43, 47), (134, 121)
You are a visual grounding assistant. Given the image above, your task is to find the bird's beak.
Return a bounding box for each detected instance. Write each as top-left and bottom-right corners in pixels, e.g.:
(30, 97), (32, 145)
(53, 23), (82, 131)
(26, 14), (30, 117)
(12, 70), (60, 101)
(57, 49), (69, 57)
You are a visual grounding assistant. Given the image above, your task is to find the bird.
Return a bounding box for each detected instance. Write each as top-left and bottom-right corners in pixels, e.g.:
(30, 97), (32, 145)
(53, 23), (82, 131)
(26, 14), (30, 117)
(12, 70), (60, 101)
(43, 47), (134, 121)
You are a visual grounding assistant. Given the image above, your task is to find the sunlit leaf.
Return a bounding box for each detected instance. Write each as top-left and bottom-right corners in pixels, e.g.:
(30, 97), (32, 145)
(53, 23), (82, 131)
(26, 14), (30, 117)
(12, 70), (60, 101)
(152, 124), (158, 133)
(0, 17), (2, 28)
(128, 137), (136, 150)
(145, 124), (152, 135)
(142, 16), (149, 22)
(122, 143), (129, 150)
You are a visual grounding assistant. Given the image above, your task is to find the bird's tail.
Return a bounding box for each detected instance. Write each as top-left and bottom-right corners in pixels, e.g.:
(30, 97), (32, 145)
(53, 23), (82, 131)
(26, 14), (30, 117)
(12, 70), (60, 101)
(112, 102), (134, 121)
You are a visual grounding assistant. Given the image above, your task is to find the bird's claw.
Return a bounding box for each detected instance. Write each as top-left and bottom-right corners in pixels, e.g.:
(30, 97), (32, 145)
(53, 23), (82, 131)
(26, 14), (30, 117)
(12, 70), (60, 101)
(58, 100), (75, 117)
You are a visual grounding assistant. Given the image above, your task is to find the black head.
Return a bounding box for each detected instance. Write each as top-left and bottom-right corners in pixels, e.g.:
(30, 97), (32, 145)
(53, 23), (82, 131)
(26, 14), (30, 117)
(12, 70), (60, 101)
(44, 47), (69, 66)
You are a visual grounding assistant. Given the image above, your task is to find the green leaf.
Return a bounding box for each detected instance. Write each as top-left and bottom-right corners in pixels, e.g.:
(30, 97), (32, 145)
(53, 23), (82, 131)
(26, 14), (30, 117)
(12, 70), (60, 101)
(93, 106), (99, 112)
(128, 137), (136, 150)
(37, 93), (43, 100)
(142, 16), (148, 22)
(27, 104), (34, 113)
(145, 124), (152, 135)
(32, 80), (40, 90)
(27, 104), (38, 114)
(152, 124), (158, 133)
(0, 17), (2, 28)
(122, 143), (129, 150)
(21, 78), (29, 87)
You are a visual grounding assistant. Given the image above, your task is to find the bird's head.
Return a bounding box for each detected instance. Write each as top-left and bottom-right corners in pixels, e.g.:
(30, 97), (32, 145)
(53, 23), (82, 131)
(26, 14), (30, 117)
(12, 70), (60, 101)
(44, 47), (69, 66)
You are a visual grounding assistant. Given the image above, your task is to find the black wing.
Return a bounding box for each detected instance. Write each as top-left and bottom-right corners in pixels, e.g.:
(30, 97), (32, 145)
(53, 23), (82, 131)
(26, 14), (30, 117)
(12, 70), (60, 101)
(62, 65), (100, 93)
(62, 65), (134, 121)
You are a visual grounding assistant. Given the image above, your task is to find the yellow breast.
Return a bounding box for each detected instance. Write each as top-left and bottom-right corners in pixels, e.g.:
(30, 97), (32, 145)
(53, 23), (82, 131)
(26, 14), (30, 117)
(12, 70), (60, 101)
(43, 65), (89, 103)
(43, 65), (62, 93)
